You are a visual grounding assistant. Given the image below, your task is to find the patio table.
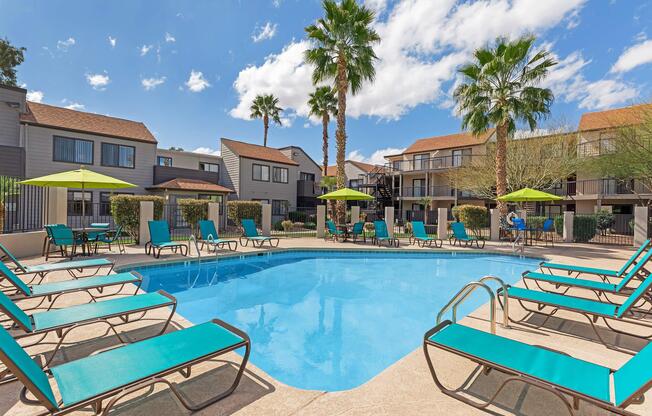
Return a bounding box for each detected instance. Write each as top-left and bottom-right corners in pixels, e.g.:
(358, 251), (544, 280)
(72, 227), (110, 255)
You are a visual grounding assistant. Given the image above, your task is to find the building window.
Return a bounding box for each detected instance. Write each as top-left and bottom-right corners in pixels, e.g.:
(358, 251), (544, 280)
(349, 179), (361, 188)
(413, 154), (429, 170)
(53, 136), (93, 164)
(452, 148), (472, 167)
(299, 172), (315, 181)
(101, 143), (135, 168)
(157, 156), (172, 167)
(67, 191), (92, 216)
(99, 191), (133, 215)
(272, 200), (289, 215)
(252, 164), (270, 181)
(600, 138), (616, 155)
(272, 167), (288, 183)
(199, 162), (219, 173)
(412, 179), (425, 197)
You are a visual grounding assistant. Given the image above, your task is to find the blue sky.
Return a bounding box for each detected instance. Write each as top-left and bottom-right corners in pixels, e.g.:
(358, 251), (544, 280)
(2, 0), (651, 165)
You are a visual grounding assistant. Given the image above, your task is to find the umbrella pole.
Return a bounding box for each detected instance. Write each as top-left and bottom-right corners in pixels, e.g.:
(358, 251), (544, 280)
(81, 183), (86, 229)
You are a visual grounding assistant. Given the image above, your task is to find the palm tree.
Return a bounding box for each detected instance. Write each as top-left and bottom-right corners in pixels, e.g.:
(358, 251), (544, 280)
(454, 36), (556, 214)
(308, 86), (338, 176)
(250, 94), (283, 147)
(305, 0), (380, 223)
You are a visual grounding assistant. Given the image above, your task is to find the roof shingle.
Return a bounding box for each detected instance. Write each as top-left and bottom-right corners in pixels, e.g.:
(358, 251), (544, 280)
(578, 103), (652, 131)
(324, 160), (380, 176)
(20, 102), (157, 144)
(221, 138), (299, 165)
(401, 129), (494, 155)
(147, 178), (233, 193)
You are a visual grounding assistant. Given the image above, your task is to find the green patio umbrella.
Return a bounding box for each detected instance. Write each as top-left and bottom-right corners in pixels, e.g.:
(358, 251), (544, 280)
(20, 166), (137, 228)
(497, 187), (563, 202)
(317, 187), (374, 201)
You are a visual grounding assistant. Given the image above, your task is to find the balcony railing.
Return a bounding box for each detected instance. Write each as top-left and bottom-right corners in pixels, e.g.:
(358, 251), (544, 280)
(547, 179), (651, 197)
(297, 180), (321, 197)
(393, 185), (479, 199)
(386, 155), (474, 172)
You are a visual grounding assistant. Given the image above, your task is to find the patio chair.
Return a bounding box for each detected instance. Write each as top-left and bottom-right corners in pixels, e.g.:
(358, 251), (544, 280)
(45, 226), (84, 261)
(539, 218), (556, 246)
(325, 220), (345, 242)
(497, 275), (652, 349)
(145, 220), (188, 258)
(0, 319), (250, 415)
(449, 222), (485, 249)
(92, 225), (126, 254)
(42, 224), (65, 257)
(198, 220), (238, 252)
(239, 219), (279, 248)
(372, 220), (399, 247)
(0, 260), (142, 310)
(539, 239), (652, 281)
(424, 320), (652, 416)
(522, 249), (652, 303)
(0, 287), (176, 370)
(409, 221), (443, 248)
(351, 221), (366, 243)
(0, 243), (114, 283)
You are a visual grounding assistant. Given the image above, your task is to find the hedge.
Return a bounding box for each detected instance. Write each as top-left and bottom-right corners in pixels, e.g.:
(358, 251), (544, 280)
(452, 204), (489, 236)
(227, 200), (262, 226)
(178, 199), (208, 235)
(110, 195), (164, 243)
(573, 215), (598, 243)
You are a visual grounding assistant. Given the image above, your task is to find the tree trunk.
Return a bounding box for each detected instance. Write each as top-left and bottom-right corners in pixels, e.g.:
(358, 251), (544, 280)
(263, 114), (269, 147)
(496, 121), (509, 215)
(335, 52), (348, 224)
(322, 113), (334, 220)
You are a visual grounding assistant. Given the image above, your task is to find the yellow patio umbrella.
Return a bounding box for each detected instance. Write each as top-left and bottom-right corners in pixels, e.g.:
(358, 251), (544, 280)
(497, 187), (562, 202)
(19, 166), (137, 228)
(317, 187), (374, 201)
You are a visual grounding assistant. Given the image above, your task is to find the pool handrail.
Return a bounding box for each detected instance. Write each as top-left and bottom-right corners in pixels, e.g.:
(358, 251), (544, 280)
(437, 281), (496, 334)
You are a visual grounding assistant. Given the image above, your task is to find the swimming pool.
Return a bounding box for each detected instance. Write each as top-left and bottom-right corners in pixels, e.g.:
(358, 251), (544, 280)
(132, 250), (540, 391)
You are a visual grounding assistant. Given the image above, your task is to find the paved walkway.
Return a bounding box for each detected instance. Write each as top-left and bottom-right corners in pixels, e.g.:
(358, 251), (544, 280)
(0, 238), (647, 415)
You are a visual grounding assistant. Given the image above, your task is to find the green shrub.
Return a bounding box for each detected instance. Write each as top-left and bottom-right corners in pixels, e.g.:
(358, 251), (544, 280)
(574, 215), (598, 243)
(304, 222), (316, 230)
(288, 211), (307, 222)
(525, 216), (547, 229)
(452, 204), (488, 236)
(178, 199), (208, 235)
(554, 216), (564, 235)
(405, 222), (413, 234)
(110, 195), (164, 243)
(596, 210), (615, 234)
(227, 201), (262, 226)
(273, 220), (284, 231)
(281, 220), (294, 231)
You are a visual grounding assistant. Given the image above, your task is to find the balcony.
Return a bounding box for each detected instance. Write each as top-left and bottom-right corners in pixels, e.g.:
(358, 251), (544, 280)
(393, 185), (479, 199)
(386, 155), (474, 173)
(153, 165), (219, 185)
(548, 179), (651, 197)
(297, 179), (321, 197)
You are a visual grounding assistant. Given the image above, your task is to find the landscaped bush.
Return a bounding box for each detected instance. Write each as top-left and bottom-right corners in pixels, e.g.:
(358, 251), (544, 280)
(452, 204), (489, 236)
(110, 195), (164, 243)
(596, 210), (615, 235)
(304, 221), (316, 230)
(405, 222), (413, 234)
(554, 216), (564, 235)
(273, 220), (285, 231)
(178, 199), (208, 235)
(525, 216), (547, 229)
(574, 214), (598, 243)
(288, 211), (307, 222)
(281, 220), (294, 232)
(227, 200), (262, 226)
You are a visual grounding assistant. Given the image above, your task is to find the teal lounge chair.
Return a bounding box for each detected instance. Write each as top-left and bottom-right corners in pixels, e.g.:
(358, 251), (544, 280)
(351, 221), (366, 243)
(372, 220), (399, 247)
(198, 220), (238, 252)
(0, 243), (113, 284)
(539, 239), (652, 281)
(325, 220), (345, 241)
(240, 219), (279, 248)
(424, 320), (652, 415)
(449, 222), (485, 249)
(522, 249), (652, 302)
(145, 220), (188, 258)
(0, 260), (142, 310)
(409, 221), (443, 248)
(0, 288), (176, 369)
(497, 275), (652, 349)
(0, 319), (250, 415)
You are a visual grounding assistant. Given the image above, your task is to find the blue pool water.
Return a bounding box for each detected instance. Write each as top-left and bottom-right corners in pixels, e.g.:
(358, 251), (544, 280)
(134, 250), (539, 391)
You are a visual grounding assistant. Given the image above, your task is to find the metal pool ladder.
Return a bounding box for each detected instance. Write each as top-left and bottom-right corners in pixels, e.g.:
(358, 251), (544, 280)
(436, 276), (510, 334)
(188, 235), (201, 263)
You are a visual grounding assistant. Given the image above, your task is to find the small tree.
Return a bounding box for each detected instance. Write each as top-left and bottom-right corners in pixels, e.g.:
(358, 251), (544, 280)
(452, 204), (489, 237)
(226, 201), (262, 226)
(0, 38), (26, 86)
(596, 209), (615, 235)
(178, 199), (208, 236)
(110, 195), (164, 243)
(419, 196), (432, 224)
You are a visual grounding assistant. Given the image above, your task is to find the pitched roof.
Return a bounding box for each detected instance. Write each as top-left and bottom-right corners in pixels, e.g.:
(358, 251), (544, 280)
(578, 103), (652, 131)
(20, 102), (157, 144)
(400, 129), (495, 155)
(221, 138), (299, 165)
(147, 178), (233, 193)
(323, 160), (380, 176)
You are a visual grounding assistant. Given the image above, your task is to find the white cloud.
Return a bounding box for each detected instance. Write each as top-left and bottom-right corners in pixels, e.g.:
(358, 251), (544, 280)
(141, 76), (166, 90)
(140, 44), (153, 56)
(611, 39), (652, 73)
(252, 22), (278, 43)
(61, 99), (85, 111)
(26, 90), (44, 103)
(192, 147), (221, 156)
(86, 72), (110, 90)
(577, 79), (638, 110)
(56, 37), (75, 51)
(364, 0), (388, 15)
(108, 36), (117, 48)
(272, 0), (281, 7)
(185, 70), (211, 92)
(165, 32), (176, 43)
(348, 147), (405, 166)
(231, 0), (587, 121)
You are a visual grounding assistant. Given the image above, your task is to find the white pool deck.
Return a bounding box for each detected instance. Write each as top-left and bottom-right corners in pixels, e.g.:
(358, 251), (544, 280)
(0, 238), (648, 416)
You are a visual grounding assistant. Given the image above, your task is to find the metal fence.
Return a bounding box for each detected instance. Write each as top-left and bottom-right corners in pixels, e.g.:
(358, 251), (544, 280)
(270, 207), (318, 238)
(574, 213), (633, 245)
(67, 202), (116, 229)
(0, 176), (45, 234)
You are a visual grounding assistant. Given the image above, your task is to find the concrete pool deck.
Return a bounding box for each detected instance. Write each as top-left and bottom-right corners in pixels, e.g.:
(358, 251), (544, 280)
(0, 238), (648, 415)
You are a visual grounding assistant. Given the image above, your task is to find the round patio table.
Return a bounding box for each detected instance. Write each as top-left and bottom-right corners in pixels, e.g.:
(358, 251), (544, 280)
(72, 227), (110, 255)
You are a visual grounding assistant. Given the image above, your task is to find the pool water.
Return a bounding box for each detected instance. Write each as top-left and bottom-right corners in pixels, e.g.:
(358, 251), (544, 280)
(134, 250), (539, 391)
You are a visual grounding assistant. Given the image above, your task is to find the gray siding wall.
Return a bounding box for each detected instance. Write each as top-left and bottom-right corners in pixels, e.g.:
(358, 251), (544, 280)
(156, 149), (224, 171)
(0, 87), (26, 147)
(238, 157), (297, 211)
(24, 125), (157, 201)
(280, 147), (322, 183)
(153, 165), (219, 185)
(220, 143), (240, 199)
(0, 145), (25, 177)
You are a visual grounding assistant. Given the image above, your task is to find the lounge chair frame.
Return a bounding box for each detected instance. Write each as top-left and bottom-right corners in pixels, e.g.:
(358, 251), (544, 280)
(423, 320), (644, 416)
(198, 220), (238, 252)
(6, 318), (250, 416)
(408, 221), (443, 248)
(239, 220), (279, 248)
